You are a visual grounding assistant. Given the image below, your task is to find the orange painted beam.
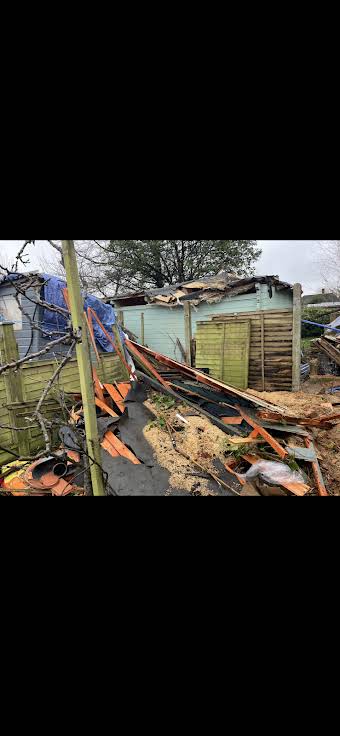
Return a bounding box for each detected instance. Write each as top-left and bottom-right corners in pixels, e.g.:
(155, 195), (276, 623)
(86, 310), (101, 363)
(101, 435), (120, 458)
(221, 417), (243, 425)
(104, 384), (125, 413)
(237, 409), (288, 460)
(104, 431), (140, 465)
(125, 340), (169, 389)
(93, 368), (105, 402)
(95, 398), (119, 418)
(116, 382), (132, 399)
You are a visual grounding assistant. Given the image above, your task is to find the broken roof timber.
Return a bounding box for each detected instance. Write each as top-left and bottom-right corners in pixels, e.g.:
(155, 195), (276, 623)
(128, 340), (289, 413)
(113, 275), (293, 308)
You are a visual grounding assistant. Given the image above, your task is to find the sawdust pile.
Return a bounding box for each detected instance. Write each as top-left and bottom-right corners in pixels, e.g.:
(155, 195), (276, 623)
(144, 425), (212, 495)
(143, 400), (230, 495)
(247, 389), (334, 418)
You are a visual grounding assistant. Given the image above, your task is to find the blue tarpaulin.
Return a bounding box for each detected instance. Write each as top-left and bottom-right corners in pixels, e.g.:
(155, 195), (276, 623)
(40, 275), (123, 352)
(0, 272), (124, 353)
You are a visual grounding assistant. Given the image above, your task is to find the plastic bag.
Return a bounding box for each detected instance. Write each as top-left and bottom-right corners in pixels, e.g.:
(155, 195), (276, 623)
(240, 461), (305, 487)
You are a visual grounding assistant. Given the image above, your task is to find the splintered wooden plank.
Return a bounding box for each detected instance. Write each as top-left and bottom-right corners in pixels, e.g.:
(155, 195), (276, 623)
(104, 431), (141, 464)
(221, 417), (243, 425)
(95, 398), (119, 418)
(93, 368), (105, 402)
(116, 382), (132, 399)
(238, 410), (288, 460)
(101, 435), (120, 457)
(125, 339), (170, 388)
(104, 384), (126, 413)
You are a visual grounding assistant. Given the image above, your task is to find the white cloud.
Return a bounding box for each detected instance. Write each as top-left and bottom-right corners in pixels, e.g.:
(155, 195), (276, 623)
(257, 240), (321, 293)
(0, 240), (51, 270)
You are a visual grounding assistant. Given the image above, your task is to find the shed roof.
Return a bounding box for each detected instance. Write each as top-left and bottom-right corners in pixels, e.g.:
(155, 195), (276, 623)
(113, 274), (293, 308)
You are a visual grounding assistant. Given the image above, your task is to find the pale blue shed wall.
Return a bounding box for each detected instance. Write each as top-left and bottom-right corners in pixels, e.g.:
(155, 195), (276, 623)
(119, 284), (293, 363)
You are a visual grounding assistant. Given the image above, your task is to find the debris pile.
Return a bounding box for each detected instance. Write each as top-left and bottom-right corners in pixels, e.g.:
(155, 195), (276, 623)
(2, 333), (340, 497)
(315, 321), (340, 368)
(0, 453), (84, 496)
(125, 341), (340, 496)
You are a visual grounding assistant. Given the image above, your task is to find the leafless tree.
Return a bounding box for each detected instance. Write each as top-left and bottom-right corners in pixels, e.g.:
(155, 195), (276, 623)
(39, 240), (124, 297)
(0, 253), (16, 274)
(316, 241), (340, 297)
(0, 241), (121, 496)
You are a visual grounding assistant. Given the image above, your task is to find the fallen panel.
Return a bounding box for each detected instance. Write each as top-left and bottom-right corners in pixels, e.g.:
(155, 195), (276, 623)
(129, 341), (288, 412)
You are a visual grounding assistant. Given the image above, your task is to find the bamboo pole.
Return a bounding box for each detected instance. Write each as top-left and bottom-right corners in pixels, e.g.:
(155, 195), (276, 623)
(61, 240), (105, 496)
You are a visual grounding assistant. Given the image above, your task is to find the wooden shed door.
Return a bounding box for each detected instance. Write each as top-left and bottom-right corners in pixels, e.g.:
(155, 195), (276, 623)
(222, 321), (250, 389)
(196, 321), (251, 389)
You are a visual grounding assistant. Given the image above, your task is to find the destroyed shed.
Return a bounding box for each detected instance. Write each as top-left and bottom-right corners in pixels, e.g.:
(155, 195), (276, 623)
(0, 273), (122, 360)
(112, 274), (302, 393)
(0, 272), (127, 469)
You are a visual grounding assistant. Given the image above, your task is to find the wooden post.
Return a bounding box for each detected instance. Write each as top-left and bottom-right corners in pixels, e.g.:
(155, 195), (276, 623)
(62, 240), (105, 496)
(292, 283), (302, 392)
(141, 313), (145, 346)
(0, 322), (30, 456)
(112, 323), (130, 380)
(184, 302), (193, 366)
(220, 323), (226, 381)
(261, 314), (265, 391)
(117, 310), (124, 328)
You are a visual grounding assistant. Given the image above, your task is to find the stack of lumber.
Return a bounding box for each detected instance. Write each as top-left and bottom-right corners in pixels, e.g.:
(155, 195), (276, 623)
(316, 333), (340, 367)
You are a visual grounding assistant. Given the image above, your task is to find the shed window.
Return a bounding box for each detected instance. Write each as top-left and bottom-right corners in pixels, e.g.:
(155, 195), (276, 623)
(0, 295), (23, 331)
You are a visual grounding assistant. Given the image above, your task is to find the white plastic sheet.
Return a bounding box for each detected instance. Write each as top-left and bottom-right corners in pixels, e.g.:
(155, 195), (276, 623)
(240, 461), (306, 487)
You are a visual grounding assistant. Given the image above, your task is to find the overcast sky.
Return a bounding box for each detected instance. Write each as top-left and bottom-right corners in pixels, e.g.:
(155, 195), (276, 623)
(0, 239), (323, 294)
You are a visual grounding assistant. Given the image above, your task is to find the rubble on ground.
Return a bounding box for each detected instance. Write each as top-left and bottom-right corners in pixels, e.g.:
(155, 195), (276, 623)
(2, 333), (340, 497)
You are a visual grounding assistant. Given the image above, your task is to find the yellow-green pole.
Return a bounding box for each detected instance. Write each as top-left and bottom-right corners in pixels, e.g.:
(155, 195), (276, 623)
(62, 240), (105, 496)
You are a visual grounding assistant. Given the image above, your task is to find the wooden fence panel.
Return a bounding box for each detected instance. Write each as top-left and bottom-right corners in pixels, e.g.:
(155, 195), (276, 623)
(0, 353), (125, 466)
(197, 309), (294, 391)
(195, 321), (251, 390)
(0, 376), (16, 464)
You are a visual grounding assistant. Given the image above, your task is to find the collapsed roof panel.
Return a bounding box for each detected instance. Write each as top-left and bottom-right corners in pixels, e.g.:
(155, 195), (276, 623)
(113, 275), (293, 308)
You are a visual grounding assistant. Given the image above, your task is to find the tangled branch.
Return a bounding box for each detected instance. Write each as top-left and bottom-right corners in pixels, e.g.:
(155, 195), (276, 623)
(0, 240), (114, 496)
